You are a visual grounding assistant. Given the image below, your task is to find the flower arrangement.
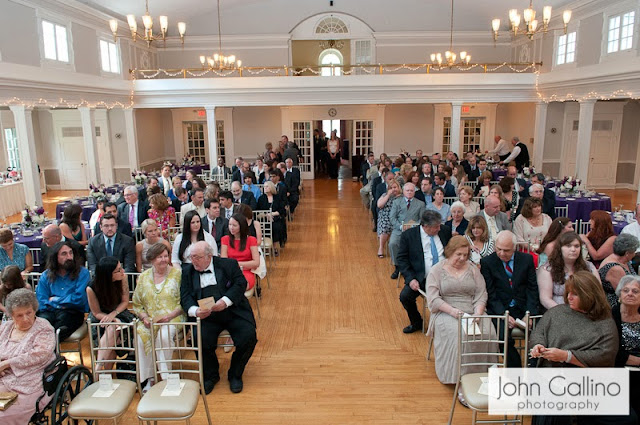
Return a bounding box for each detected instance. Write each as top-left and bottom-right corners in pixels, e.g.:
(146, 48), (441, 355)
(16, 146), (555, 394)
(89, 183), (106, 199)
(557, 176), (581, 193)
(131, 170), (148, 185)
(522, 166), (536, 178)
(181, 154), (195, 166)
(21, 205), (46, 228)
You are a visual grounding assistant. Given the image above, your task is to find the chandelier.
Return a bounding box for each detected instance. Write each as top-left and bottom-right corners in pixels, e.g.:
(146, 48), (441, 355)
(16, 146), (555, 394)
(491, 0), (571, 41)
(430, 0), (470, 67)
(109, 0), (186, 47)
(199, 0), (241, 69)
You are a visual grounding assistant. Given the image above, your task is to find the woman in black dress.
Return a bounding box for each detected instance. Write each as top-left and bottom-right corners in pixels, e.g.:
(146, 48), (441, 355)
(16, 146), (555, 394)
(257, 181), (287, 253)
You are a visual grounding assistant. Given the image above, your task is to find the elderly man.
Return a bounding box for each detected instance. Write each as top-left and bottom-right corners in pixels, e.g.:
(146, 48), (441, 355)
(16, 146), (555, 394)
(180, 188), (207, 225)
(41, 224), (85, 267)
(117, 185), (149, 235)
(284, 158), (301, 214)
(87, 214), (136, 274)
(230, 181), (258, 210)
(389, 183), (426, 279)
(158, 164), (173, 197)
(488, 135), (511, 161)
(180, 241), (257, 394)
(480, 230), (538, 367)
(500, 137), (530, 171)
(397, 210), (452, 333)
(36, 241), (90, 340)
(430, 153), (441, 167)
(528, 180), (556, 218)
(231, 157), (243, 173)
(480, 195), (511, 240)
(232, 161), (251, 183)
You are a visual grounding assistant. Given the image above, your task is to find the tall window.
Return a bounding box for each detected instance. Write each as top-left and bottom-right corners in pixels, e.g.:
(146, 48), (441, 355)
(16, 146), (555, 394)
(557, 31), (577, 65)
(185, 122), (206, 163)
(4, 128), (20, 170)
(462, 119), (482, 153)
(216, 120), (226, 162)
(442, 117), (451, 153)
(607, 11), (635, 53)
(319, 49), (343, 76)
(42, 20), (69, 62)
(322, 120), (340, 138)
(99, 40), (120, 74)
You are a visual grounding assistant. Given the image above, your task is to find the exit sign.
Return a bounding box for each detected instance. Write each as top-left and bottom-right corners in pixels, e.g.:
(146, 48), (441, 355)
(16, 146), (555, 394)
(197, 110), (206, 117)
(461, 106), (470, 113)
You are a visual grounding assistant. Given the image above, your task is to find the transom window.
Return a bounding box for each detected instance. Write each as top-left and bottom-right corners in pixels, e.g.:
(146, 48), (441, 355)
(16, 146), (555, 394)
(42, 20), (69, 62)
(315, 17), (348, 34)
(556, 31), (577, 65)
(100, 40), (120, 74)
(607, 11), (635, 53)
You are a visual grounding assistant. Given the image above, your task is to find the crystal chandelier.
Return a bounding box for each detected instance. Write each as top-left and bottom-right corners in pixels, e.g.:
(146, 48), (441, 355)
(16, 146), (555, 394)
(109, 0), (186, 47)
(430, 0), (471, 67)
(491, 0), (571, 41)
(199, 0), (241, 69)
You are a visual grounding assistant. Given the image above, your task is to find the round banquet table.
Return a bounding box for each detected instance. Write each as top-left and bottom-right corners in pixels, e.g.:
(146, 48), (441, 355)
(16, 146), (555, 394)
(13, 222), (91, 249)
(554, 194), (612, 222)
(55, 199), (97, 222)
(0, 181), (26, 219)
(492, 168), (507, 181)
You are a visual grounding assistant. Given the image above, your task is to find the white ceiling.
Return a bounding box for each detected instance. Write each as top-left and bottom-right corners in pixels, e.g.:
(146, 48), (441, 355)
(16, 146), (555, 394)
(78, 0), (576, 35)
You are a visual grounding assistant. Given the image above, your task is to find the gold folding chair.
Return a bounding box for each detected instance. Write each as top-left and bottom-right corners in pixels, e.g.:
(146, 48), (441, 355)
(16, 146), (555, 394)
(56, 322), (88, 366)
(511, 312), (543, 367)
(397, 221), (419, 288)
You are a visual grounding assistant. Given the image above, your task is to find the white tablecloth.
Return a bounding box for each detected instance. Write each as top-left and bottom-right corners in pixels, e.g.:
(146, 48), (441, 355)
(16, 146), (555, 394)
(0, 181), (26, 219)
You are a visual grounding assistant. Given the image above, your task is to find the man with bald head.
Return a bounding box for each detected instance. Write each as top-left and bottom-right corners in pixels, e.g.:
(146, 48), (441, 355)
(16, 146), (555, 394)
(388, 182), (426, 279)
(41, 224), (85, 267)
(479, 195), (511, 241)
(488, 135), (511, 161)
(180, 241), (257, 394)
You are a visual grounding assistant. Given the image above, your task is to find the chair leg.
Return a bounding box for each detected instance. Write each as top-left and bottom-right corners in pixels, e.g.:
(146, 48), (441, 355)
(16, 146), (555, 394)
(448, 381), (459, 425)
(427, 337), (434, 360)
(77, 340), (84, 366)
(472, 409), (477, 425)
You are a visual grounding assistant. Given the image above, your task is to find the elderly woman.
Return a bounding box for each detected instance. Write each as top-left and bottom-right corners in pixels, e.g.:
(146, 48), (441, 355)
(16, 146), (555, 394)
(0, 266), (31, 318)
(598, 233), (639, 308)
(60, 203), (88, 246)
(536, 217), (574, 266)
(0, 289), (56, 425)
(171, 210), (218, 268)
(376, 179), (401, 258)
(147, 193), (176, 237)
(512, 197), (552, 247)
(580, 210), (616, 268)
(458, 186), (480, 220)
(465, 215), (495, 266)
(426, 187), (450, 224)
(133, 243), (185, 393)
(0, 229), (33, 274)
(167, 176), (182, 201)
(136, 219), (172, 272)
(445, 201), (468, 236)
(537, 232), (599, 311)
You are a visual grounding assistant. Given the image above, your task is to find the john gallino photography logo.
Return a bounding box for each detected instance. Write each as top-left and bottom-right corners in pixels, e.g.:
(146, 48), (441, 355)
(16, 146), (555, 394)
(488, 368), (629, 415)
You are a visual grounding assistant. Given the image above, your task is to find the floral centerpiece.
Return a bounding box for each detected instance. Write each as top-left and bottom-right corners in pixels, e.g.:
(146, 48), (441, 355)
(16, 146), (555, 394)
(181, 154), (196, 166)
(89, 183), (106, 200)
(522, 166), (536, 178)
(22, 205), (46, 228)
(556, 176), (581, 194)
(132, 170), (148, 186)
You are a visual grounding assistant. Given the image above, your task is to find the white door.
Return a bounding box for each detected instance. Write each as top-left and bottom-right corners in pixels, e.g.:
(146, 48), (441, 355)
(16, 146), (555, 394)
(292, 121), (314, 179)
(183, 122), (208, 164)
(587, 118), (619, 187)
(58, 125), (88, 189)
(461, 118), (483, 153)
(353, 120), (374, 156)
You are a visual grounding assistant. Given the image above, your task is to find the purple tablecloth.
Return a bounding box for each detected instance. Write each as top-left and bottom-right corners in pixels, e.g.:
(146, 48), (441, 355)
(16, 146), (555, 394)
(55, 199), (97, 222)
(492, 169), (507, 181)
(14, 223), (92, 249)
(609, 212), (634, 235)
(555, 195), (612, 222)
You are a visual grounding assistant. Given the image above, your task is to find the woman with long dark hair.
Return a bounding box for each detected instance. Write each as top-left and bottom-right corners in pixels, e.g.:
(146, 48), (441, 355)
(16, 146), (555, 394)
(221, 214), (260, 290)
(59, 203), (88, 246)
(536, 217), (574, 266)
(171, 210), (217, 268)
(581, 210), (616, 268)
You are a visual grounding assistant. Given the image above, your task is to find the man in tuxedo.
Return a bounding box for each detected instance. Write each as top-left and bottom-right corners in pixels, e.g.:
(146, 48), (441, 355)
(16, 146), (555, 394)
(389, 183), (427, 279)
(414, 177), (433, 205)
(232, 161), (250, 183)
(158, 165), (173, 198)
(230, 181), (258, 210)
(465, 155), (480, 181)
(397, 210), (452, 333)
(283, 158), (301, 214)
(93, 202), (132, 237)
(202, 199), (229, 251)
(480, 230), (538, 367)
(219, 190), (238, 221)
(480, 195), (511, 240)
(180, 241), (257, 394)
(433, 172), (456, 198)
(180, 188), (206, 225)
(507, 166), (528, 199)
(41, 224), (85, 267)
(171, 188), (190, 214)
(117, 185), (148, 235)
(87, 214), (136, 274)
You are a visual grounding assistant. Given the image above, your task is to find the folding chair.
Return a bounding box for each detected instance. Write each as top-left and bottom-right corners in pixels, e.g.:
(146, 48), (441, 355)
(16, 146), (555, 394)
(166, 226), (182, 244)
(443, 197), (457, 206)
(464, 181), (478, 190)
(29, 247), (42, 271)
(57, 322), (89, 366)
(417, 287), (433, 347)
(125, 272), (141, 309)
(554, 205), (568, 218)
(133, 227), (145, 243)
(253, 209), (275, 276)
(578, 220), (591, 235)
(137, 319), (213, 425)
(24, 271), (42, 293)
(397, 221), (420, 288)
(67, 319), (140, 424)
(511, 312), (543, 367)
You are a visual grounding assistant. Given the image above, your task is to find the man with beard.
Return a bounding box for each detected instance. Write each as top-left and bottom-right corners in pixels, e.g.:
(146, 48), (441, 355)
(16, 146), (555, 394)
(35, 241), (90, 341)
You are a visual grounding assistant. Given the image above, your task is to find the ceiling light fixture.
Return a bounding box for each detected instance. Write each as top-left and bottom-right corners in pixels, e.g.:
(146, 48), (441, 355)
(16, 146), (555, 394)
(109, 0), (186, 47)
(430, 0), (471, 67)
(492, 0), (571, 41)
(199, 0), (241, 70)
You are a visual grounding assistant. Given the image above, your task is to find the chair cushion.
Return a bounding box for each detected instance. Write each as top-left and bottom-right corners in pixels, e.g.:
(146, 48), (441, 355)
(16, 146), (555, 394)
(460, 372), (488, 410)
(66, 323), (88, 342)
(262, 237), (272, 248)
(68, 379), (136, 419)
(511, 327), (525, 339)
(137, 379), (201, 419)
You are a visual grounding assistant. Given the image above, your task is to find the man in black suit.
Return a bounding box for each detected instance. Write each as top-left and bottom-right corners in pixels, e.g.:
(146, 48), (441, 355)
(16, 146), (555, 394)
(202, 199), (229, 251)
(283, 158), (301, 214)
(232, 161), (250, 183)
(414, 177), (433, 205)
(93, 202), (133, 237)
(230, 181), (257, 210)
(283, 141), (300, 166)
(87, 214), (136, 274)
(507, 166), (528, 200)
(117, 185), (149, 236)
(180, 241), (257, 394)
(360, 152), (375, 186)
(41, 224), (85, 267)
(480, 230), (539, 367)
(433, 172), (456, 198)
(465, 155), (481, 182)
(397, 210), (452, 333)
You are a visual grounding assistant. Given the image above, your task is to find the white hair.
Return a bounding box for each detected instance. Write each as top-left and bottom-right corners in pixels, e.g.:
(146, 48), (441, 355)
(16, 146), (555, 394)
(496, 230), (517, 247)
(528, 183), (544, 194)
(450, 201), (465, 212)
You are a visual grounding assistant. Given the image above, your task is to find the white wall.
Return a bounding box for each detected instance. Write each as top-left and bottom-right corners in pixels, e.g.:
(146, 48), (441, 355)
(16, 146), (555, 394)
(617, 101), (640, 184)
(383, 104), (434, 155)
(135, 108), (174, 169)
(232, 107), (282, 158)
(495, 102), (535, 158)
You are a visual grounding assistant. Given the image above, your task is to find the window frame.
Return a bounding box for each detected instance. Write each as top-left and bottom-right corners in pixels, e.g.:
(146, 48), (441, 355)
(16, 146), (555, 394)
(4, 128), (20, 171)
(37, 13), (75, 70)
(98, 37), (122, 76)
(554, 30), (578, 68)
(601, 5), (638, 62)
(319, 49), (343, 76)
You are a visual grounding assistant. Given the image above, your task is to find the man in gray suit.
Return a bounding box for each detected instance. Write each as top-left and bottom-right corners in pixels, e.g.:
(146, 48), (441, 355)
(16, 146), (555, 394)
(388, 183), (426, 279)
(479, 195), (511, 241)
(87, 214), (136, 274)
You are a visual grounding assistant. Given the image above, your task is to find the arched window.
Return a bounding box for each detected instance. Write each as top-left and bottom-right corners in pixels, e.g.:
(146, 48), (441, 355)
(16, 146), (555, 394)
(319, 49), (343, 76)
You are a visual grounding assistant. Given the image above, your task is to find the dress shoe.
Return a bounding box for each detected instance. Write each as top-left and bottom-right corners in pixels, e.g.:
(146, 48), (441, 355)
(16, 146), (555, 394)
(229, 376), (243, 393)
(204, 376), (221, 395)
(402, 324), (422, 334)
(390, 269), (399, 279)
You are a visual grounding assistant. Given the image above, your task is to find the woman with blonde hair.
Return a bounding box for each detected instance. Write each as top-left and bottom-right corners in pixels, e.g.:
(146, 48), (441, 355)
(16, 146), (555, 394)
(136, 219), (172, 272)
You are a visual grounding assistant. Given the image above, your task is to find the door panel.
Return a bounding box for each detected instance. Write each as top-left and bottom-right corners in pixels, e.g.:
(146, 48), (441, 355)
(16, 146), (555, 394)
(292, 121), (313, 179)
(588, 118), (618, 187)
(59, 126), (87, 190)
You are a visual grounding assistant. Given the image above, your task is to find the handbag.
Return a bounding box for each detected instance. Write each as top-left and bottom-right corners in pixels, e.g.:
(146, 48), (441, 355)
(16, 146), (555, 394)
(251, 247), (267, 279)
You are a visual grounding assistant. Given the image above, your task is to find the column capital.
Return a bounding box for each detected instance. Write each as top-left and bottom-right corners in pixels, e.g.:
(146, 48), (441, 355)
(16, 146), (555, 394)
(77, 106), (95, 112)
(578, 99), (597, 105)
(204, 105), (217, 112)
(451, 101), (464, 107)
(8, 105), (33, 113)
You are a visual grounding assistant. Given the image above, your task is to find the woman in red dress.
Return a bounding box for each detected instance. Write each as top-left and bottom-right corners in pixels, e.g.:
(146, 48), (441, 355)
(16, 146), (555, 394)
(220, 214), (260, 290)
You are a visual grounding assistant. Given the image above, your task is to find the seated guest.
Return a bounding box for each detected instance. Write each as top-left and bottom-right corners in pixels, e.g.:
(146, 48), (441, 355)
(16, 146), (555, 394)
(499, 177), (518, 220)
(397, 210), (452, 333)
(133, 243), (185, 393)
(427, 235), (495, 390)
(259, 161), (273, 185)
(528, 180), (556, 218)
(598, 233), (639, 309)
(0, 228), (33, 274)
(180, 188), (206, 225)
(537, 232), (599, 311)
(479, 195), (511, 241)
(93, 202), (132, 237)
(458, 186), (480, 220)
(171, 187), (190, 214)
(506, 165), (528, 198)
(622, 203), (640, 273)
(182, 170), (195, 191)
(283, 158), (301, 214)
(489, 184), (506, 212)
(41, 224), (85, 267)
(117, 185), (149, 235)
(88, 198), (106, 232)
(512, 197), (552, 246)
(0, 266), (31, 317)
(445, 201), (468, 236)
(204, 182), (221, 201)
(180, 241), (258, 394)
(158, 164), (174, 198)
(86, 257), (135, 370)
(419, 162), (434, 183)
(59, 204), (88, 247)
(257, 181), (286, 253)
(452, 165), (467, 191)
(237, 204), (262, 246)
(202, 199), (229, 252)
(189, 177), (206, 200)
(136, 219), (172, 272)
(172, 210), (218, 268)
(232, 161), (251, 183)
(474, 170), (493, 197)
(147, 193), (176, 237)
(230, 181), (258, 211)
(270, 169), (288, 203)
(480, 230), (538, 367)
(36, 241), (90, 341)
(536, 217), (575, 266)
(389, 183), (426, 279)
(167, 176), (183, 201)
(253, 158), (267, 178)
(221, 214), (260, 290)
(426, 187), (451, 224)
(465, 215), (495, 266)
(87, 214), (136, 274)
(219, 190), (239, 221)
(443, 166), (456, 189)
(465, 155), (480, 181)
(414, 177), (433, 205)
(580, 210), (616, 268)
(406, 171), (420, 189)
(433, 172), (456, 198)
(376, 179), (402, 259)
(242, 172), (261, 202)
(144, 177), (161, 202)
(477, 158), (488, 177)
(0, 289), (56, 424)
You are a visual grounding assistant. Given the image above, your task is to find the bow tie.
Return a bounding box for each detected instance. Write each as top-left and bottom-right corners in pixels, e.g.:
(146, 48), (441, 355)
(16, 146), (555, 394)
(199, 270), (212, 274)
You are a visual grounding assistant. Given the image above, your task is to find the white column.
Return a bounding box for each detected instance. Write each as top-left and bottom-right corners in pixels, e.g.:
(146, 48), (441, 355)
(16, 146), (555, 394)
(532, 102), (548, 170)
(78, 107), (100, 185)
(204, 106), (218, 167)
(122, 108), (139, 172)
(450, 102), (463, 156)
(575, 100), (596, 184)
(9, 105), (42, 206)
